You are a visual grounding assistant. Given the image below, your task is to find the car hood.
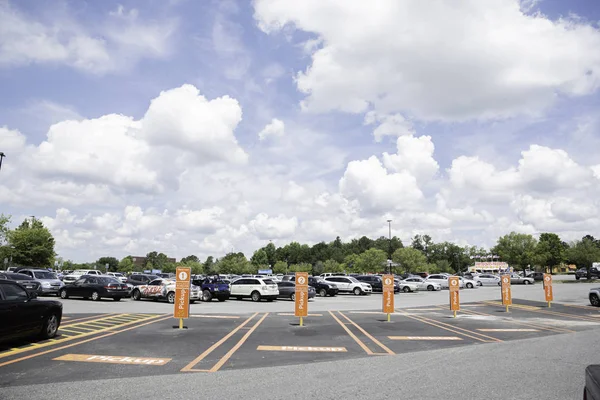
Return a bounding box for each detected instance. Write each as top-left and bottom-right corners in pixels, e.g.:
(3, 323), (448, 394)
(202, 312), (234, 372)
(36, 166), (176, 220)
(38, 279), (63, 285)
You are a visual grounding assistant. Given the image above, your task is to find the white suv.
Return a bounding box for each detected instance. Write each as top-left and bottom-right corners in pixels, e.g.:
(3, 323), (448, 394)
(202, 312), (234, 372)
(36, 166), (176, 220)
(62, 269), (102, 284)
(105, 272), (127, 283)
(230, 277), (279, 302)
(323, 276), (372, 295)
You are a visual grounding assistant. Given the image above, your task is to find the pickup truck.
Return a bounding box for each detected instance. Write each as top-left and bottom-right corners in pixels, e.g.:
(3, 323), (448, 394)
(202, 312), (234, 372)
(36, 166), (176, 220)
(576, 267), (600, 280)
(192, 276), (230, 302)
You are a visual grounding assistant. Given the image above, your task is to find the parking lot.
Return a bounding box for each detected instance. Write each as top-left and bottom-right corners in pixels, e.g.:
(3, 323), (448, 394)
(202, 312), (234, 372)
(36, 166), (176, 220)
(1, 299), (599, 388)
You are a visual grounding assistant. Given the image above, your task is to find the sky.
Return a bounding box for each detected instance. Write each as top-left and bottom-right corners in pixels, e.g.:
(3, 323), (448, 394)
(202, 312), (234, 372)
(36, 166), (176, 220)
(2, 0), (600, 263)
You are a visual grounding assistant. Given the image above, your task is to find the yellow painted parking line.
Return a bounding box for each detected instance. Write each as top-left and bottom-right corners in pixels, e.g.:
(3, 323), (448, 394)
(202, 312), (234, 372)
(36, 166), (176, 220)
(189, 315), (241, 319)
(257, 345), (347, 352)
(0, 315), (171, 368)
(329, 311), (374, 355)
(62, 314), (113, 326)
(277, 313), (323, 317)
(477, 329), (539, 332)
(58, 328), (87, 334)
(54, 354), (171, 366)
(67, 326), (96, 332)
(0, 314), (164, 361)
(181, 313), (259, 372)
(209, 313), (269, 372)
(486, 301), (540, 310)
(388, 336), (463, 341)
(338, 312), (395, 355)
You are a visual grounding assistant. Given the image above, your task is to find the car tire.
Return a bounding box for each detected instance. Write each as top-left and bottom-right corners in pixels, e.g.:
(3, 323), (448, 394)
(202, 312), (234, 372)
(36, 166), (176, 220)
(466, 283), (473, 289)
(40, 312), (60, 339)
(576, 275), (580, 280)
(353, 287), (362, 296)
(291, 293), (296, 301)
(190, 300), (195, 304)
(91, 291), (101, 301)
(427, 285), (434, 291)
(319, 288), (327, 297)
(203, 290), (213, 302)
(59, 289), (68, 299)
(218, 297), (227, 302)
(132, 290), (141, 300)
(590, 294), (600, 307)
(251, 291), (261, 302)
(524, 280), (530, 285)
(267, 298), (274, 302)
(167, 291), (175, 304)
(113, 297), (121, 301)
(402, 286), (410, 293)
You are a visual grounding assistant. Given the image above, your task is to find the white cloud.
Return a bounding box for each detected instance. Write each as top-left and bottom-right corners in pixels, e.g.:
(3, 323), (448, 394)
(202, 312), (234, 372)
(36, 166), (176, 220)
(258, 118), (285, 140)
(383, 135), (439, 184)
(364, 112), (414, 142)
(249, 213), (298, 240)
(0, 3), (177, 74)
(254, 0), (600, 121)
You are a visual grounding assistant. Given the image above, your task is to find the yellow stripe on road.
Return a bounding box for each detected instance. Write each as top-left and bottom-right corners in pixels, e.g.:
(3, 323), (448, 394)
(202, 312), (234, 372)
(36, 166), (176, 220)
(477, 329), (539, 332)
(388, 336), (463, 341)
(257, 345), (347, 352)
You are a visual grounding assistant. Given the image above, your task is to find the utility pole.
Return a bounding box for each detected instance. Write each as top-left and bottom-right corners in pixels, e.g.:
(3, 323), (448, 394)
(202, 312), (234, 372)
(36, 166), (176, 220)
(0, 152), (5, 171)
(387, 219), (392, 274)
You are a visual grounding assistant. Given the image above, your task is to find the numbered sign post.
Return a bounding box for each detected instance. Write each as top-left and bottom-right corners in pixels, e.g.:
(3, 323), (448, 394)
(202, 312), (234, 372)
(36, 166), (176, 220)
(382, 274), (395, 322)
(543, 273), (553, 308)
(501, 274), (512, 312)
(448, 276), (460, 317)
(295, 272), (309, 326)
(174, 267), (191, 329)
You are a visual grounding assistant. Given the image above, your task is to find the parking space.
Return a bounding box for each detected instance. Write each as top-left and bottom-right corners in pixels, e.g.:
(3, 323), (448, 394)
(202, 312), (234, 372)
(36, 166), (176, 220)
(1, 300), (599, 388)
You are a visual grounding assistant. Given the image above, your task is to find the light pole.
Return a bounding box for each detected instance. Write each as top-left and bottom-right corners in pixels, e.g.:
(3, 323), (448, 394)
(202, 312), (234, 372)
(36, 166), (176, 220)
(387, 219), (392, 274)
(0, 152), (5, 171)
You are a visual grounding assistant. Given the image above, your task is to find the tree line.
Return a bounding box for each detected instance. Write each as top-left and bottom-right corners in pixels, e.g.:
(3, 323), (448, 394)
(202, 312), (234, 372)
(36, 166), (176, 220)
(2, 213), (599, 276)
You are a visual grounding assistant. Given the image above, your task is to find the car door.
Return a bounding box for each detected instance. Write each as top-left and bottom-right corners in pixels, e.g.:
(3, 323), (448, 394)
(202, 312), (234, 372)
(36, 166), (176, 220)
(69, 277), (88, 297)
(82, 277), (99, 297)
(0, 281), (44, 337)
(326, 277), (342, 290)
(230, 279), (246, 296)
(277, 282), (292, 298)
(144, 279), (164, 298)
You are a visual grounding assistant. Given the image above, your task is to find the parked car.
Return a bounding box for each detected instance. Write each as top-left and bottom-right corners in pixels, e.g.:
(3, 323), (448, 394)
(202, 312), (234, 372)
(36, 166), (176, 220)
(322, 276), (372, 295)
(192, 276), (230, 302)
(127, 274), (159, 286)
(423, 274), (464, 289)
(0, 279), (63, 342)
(402, 277), (441, 291)
(458, 276), (481, 288)
(230, 277), (279, 302)
(60, 275), (130, 301)
(355, 275), (383, 292)
(276, 281), (316, 300)
(508, 274), (535, 285)
(590, 287), (600, 307)
(291, 276), (339, 297)
(62, 269), (103, 284)
(531, 272), (544, 281)
(131, 278), (200, 303)
(474, 273), (501, 286)
(397, 279), (420, 292)
(105, 272), (127, 283)
(0, 272), (42, 295)
(319, 273), (347, 278)
(17, 269), (64, 295)
(577, 267), (600, 280)
(157, 273), (176, 279)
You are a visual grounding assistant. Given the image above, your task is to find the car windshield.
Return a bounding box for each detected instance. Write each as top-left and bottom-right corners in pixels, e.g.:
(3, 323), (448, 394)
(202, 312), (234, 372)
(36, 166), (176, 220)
(263, 279), (275, 284)
(33, 271), (57, 279)
(9, 273), (32, 280)
(113, 273), (124, 277)
(348, 277), (359, 283)
(99, 277), (121, 284)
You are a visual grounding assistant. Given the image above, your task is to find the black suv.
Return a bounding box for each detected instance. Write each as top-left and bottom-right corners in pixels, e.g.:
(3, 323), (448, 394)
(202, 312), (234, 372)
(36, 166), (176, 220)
(355, 275), (383, 292)
(576, 267), (600, 280)
(308, 276), (339, 297)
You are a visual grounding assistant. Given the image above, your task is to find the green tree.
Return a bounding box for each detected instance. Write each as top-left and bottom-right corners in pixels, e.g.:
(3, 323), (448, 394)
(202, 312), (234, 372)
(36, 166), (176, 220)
(493, 232), (537, 273)
(565, 238), (600, 273)
(145, 251), (158, 268)
(118, 256), (135, 273)
(343, 254), (359, 271)
(8, 218), (55, 267)
(288, 262), (313, 273)
(323, 259), (343, 273)
(250, 249), (269, 266)
(392, 247), (427, 274)
(273, 260), (288, 274)
(355, 248), (387, 273)
(97, 256), (119, 272)
(203, 256), (216, 274)
(0, 213), (10, 244)
(217, 253), (251, 275)
(264, 242), (277, 266)
(181, 255), (199, 263)
(536, 233), (565, 274)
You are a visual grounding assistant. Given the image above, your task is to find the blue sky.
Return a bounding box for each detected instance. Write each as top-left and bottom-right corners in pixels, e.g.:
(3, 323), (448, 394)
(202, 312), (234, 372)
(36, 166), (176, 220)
(1, 0), (600, 262)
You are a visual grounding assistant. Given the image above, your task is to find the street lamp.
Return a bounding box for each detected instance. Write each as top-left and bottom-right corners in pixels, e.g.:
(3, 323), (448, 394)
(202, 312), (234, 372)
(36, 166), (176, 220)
(0, 152), (5, 171)
(387, 220), (392, 274)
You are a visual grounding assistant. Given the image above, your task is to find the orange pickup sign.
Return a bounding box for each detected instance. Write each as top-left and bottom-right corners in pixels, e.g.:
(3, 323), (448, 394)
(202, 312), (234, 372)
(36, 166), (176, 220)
(174, 267), (191, 319)
(295, 272), (308, 318)
(382, 274), (395, 314)
(448, 276), (460, 312)
(501, 274), (512, 306)
(543, 273), (553, 302)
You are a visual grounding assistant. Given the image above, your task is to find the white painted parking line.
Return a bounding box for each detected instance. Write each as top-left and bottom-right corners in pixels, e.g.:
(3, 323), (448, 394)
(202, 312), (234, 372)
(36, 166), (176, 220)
(388, 336), (463, 341)
(477, 329), (539, 332)
(257, 346), (347, 352)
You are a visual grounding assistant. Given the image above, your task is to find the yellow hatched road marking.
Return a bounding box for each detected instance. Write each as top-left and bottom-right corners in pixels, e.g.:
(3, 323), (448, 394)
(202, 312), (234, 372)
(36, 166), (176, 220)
(0, 314), (164, 360)
(257, 345), (347, 352)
